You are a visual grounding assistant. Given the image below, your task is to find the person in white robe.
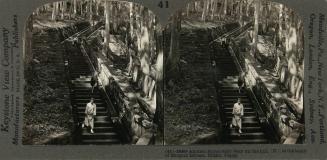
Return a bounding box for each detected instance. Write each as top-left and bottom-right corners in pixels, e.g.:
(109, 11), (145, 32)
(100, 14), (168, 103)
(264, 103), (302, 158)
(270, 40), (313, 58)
(230, 98), (244, 133)
(82, 98), (96, 133)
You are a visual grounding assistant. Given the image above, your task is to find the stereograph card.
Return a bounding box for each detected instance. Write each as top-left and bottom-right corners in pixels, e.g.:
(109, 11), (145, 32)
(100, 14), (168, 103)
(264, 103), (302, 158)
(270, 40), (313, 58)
(0, 0), (326, 159)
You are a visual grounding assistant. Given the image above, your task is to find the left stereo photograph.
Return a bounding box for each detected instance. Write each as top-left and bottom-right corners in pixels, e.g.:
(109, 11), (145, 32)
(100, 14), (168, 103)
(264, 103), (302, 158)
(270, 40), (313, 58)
(22, 0), (163, 145)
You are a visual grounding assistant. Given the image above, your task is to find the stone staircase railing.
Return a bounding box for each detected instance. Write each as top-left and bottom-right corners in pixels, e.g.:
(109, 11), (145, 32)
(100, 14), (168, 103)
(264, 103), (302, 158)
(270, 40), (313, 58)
(80, 41), (133, 143)
(226, 39), (281, 144)
(228, 37), (304, 143)
(210, 21), (253, 45)
(227, 38), (281, 143)
(79, 23), (157, 144)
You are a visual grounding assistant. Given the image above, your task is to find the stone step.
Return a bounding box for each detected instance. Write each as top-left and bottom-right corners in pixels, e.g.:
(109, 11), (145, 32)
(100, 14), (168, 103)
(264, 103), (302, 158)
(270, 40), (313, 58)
(71, 88), (99, 92)
(220, 91), (247, 95)
(72, 86), (94, 90)
(70, 75), (92, 79)
(78, 115), (110, 120)
(221, 85), (241, 89)
(223, 107), (254, 112)
(222, 99), (250, 103)
(70, 72), (92, 76)
(225, 111), (256, 116)
(74, 102), (106, 107)
(69, 66), (90, 69)
(226, 115), (257, 120)
(72, 77), (92, 81)
(68, 60), (89, 64)
(77, 111), (108, 117)
(73, 83), (93, 87)
(69, 66), (91, 70)
(81, 139), (121, 145)
(227, 126), (262, 132)
(222, 102), (252, 106)
(221, 95), (247, 98)
(76, 105), (107, 111)
(225, 117), (258, 124)
(73, 94), (101, 99)
(229, 139), (269, 144)
(92, 126), (116, 132)
(216, 63), (235, 66)
(215, 62), (235, 65)
(81, 132), (119, 140)
(217, 73), (239, 76)
(224, 118), (260, 127)
(228, 131), (266, 140)
(72, 98), (104, 103)
(92, 121), (114, 127)
(73, 98), (104, 104)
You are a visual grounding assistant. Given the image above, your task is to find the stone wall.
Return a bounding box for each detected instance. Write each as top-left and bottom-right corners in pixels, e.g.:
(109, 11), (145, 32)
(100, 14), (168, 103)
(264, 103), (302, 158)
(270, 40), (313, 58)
(228, 37), (305, 144)
(80, 35), (158, 145)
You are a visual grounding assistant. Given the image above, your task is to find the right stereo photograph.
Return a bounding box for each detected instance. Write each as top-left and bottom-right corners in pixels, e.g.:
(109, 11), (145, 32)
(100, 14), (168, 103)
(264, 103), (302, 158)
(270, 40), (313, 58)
(163, 0), (304, 145)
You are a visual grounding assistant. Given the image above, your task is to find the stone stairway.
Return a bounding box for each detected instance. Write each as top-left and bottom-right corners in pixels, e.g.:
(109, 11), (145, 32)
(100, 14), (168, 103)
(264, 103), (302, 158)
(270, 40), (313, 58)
(214, 46), (270, 144)
(219, 76), (269, 144)
(67, 50), (122, 145)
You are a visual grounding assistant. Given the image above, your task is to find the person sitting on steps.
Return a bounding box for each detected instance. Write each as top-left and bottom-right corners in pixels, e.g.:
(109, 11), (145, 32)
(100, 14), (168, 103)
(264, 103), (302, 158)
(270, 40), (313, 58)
(82, 98), (97, 134)
(230, 98), (244, 134)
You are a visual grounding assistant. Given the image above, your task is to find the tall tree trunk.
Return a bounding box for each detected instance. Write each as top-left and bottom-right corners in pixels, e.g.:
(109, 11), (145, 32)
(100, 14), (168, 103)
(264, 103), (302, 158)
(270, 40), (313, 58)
(112, 2), (117, 33)
(153, 78), (163, 141)
(278, 4), (283, 48)
(95, 0), (99, 16)
(73, 0), (77, 15)
(285, 8), (291, 57)
(211, 0), (216, 20)
(262, 0), (268, 33)
(130, 3), (134, 39)
(246, 0), (250, 17)
(128, 3), (134, 75)
(195, 1), (201, 12)
(273, 4), (284, 75)
(61, 2), (66, 19)
(217, 0), (223, 19)
(35, 8), (40, 16)
(239, 0), (243, 25)
(223, 0), (228, 16)
(154, 29), (164, 138)
(252, 0), (260, 56)
(104, 1), (111, 58)
(186, 4), (190, 17)
(206, 0), (210, 20)
(51, 2), (59, 21)
(51, 3), (55, 21)
(167, 12), (181, 76)
(275, 4), (284, 75)
(201, 0), (207, 21)
(80, 1), (83, 16)
(89, 0), (93, 25)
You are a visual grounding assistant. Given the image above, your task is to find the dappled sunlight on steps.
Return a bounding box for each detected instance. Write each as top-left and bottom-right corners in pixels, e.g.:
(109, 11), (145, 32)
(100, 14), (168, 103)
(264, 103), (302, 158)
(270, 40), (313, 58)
(215, 46), (271, 144)
(67, 48), (122, 145)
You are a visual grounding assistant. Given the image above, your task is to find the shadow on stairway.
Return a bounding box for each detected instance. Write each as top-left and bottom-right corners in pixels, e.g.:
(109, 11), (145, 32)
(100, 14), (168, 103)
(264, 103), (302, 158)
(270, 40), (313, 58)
(213, 43), (277, 144)
(65, 46), (126, 145)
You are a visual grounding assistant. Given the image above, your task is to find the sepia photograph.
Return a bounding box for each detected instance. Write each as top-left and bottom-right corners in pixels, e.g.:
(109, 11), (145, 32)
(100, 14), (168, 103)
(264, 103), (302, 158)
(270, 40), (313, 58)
(164, 0), (304, 145)
(23, 0), (163, 145)
(1, 0), (327, 158)
(22, 0), (305, 146)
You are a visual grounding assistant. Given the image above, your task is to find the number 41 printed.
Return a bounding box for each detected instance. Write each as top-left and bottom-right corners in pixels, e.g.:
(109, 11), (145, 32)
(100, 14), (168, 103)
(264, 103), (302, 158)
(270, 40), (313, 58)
(158, 1), (169, 8)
